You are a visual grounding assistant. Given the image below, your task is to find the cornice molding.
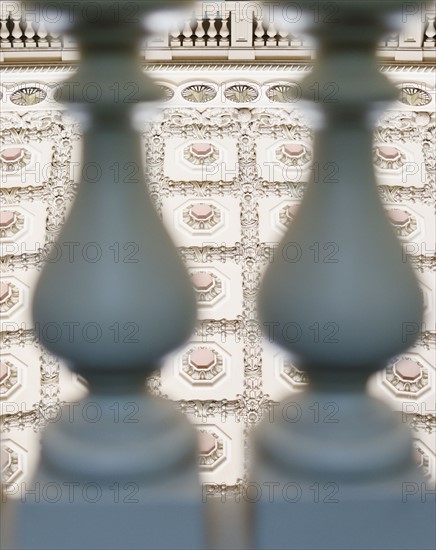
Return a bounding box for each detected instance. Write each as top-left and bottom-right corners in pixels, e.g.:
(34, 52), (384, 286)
(0, 63), (435, 74)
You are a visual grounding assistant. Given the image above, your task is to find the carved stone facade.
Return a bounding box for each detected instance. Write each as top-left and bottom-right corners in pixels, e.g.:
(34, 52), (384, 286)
(0, 62), (435, 496)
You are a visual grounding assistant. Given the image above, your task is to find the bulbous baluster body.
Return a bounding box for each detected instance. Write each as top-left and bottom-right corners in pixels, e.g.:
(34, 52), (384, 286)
(34, 121), (196, 373)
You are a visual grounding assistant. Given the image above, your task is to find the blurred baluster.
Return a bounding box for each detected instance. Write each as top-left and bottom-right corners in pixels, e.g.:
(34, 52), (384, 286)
(253, 1), (435, 549)
(15, 1), (204, 549)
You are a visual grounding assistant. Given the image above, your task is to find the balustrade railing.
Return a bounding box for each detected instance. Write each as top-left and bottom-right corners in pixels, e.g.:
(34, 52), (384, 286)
(0, 13), (59, 48)
(1, 1), (435, 61)
(253, 15), (308, 47)
(169, 12), (230, 48)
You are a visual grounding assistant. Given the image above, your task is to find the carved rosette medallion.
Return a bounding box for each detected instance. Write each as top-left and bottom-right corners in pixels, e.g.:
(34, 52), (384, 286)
(0, 360), (19, 396)
(0, 282), (20, 313)
(182, 347), (224, 384)
(275, 143), (312, 166)
(0, 210), (25, 238)
(0, 147), (32, 173)
(183, 142), (220, 165)
(182, 203), (221, 231)
(190, 272), (223, 304)
(385, 357), (429, 395)
(197, 430), (225, 470)
(374, 145), (406, 169)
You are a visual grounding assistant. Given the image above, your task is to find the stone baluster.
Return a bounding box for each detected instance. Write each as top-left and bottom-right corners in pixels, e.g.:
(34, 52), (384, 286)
(266, 20), (278, 46)
(253, 1), (435, 549)
(48, 26), (61, 48)
(23, 18), (36, 47)
(0, 17), (12, 47)
(277, 26), (289, 47)
(424, 13), (436, 47)
(207, 15), (218, 46)
(182, 16), (194, 46)
(386, 30), (399, 48)
(254, 16), (265, 46)
(219, 13), (230, 46)
(36, 19), (48, 47)
(195, 14), (206, 46)
(10, 15), (24, 47)
(15, 1), (204, 549)
(170, 22), (182, 46)
(290, 32), (302, 46)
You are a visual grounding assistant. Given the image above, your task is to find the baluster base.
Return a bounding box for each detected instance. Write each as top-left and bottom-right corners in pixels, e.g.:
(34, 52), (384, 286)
(253, 464), (435, 550)
(15, 464), (204, 550)
(252, 392), (435, 549)
(11, 394), (205, 550)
